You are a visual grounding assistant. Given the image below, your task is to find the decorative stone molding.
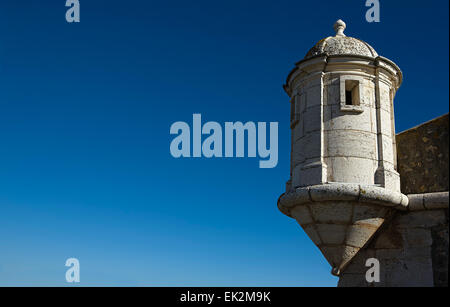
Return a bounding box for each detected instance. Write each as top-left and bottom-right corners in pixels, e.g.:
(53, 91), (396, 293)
(284, 55), (403, 98)
(278, 183), (409, 216)
(407, 192), (449, 211)
(278, 183), (408, 276)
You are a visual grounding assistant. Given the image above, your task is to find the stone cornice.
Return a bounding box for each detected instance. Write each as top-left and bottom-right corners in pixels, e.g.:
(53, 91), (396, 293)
(407, 192), (449, 211)
(278, 183), (409, 217)
(284, 54), (402, 97)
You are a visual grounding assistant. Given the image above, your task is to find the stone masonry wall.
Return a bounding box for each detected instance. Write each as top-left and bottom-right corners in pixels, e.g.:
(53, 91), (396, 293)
(338, 208), (448, 287)
(396, 114), (449, 194)
(339, 114), (449, 287)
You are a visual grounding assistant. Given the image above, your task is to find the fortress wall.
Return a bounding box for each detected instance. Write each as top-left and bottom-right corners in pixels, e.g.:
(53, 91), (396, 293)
(338, 208), (448, 287)
(338, 114), (449, 287)
(396, 114), (449, 194)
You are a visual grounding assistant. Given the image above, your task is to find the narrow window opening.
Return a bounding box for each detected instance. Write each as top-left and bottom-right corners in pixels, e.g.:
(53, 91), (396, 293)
(345, 90), (353, 105)
(345, 80), (360, 106)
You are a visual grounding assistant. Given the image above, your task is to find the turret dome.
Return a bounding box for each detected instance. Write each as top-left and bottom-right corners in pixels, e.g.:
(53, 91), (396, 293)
(304, 19), (378, 59)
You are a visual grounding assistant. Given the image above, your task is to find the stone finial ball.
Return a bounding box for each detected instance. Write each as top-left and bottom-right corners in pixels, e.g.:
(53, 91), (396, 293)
(334, 19), (347, 36)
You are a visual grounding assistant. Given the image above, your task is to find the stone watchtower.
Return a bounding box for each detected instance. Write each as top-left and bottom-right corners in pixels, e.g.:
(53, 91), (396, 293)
(278, 20), (408, 276)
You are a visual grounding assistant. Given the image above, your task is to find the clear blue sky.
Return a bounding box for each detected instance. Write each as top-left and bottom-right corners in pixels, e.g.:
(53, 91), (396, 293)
(0, 0), (448, 286)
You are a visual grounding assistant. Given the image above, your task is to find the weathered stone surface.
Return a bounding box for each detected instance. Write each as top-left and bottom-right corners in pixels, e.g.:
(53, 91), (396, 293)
(407, 194), (425, 211)
(326, 130), (377, 159)
(316, 224), (347, 245)
(395, 210), (447, 228)
(305, 85), (322, 109)
(352, 204), (391, 227)
(291, 205), (313, 225)
(328, 156), (377, 184)
(304, 20), (378, 60)
(320, 245), (360, 273)
(423, 192), (449, 210)
(377, 82), (393, 112)
(325, 83), (340, 107)
(384, 258), (434, 287)
(309, 201), (352, 224)
(337, 273), (370, 287)
(292, 121), (304, 145)
(278, 187), (310, 209)
(342, 248), (375, 274)
(309, 183), (359, 202)
(346, 224), (379, 248)
(359, 185), (403, 207)
(403, 246), (432, 259)
(379, 108), (394, 137)
(279, 183), (407, 209)
(380, 135), (395, 166)
(295, 161), (327, 187)
(293, 132), (321, 162)
(403, 228), (433, 247)
(397, 113), (449, 194)
(375, 248), (404, 259)
(325, 105), (374, 133)
(373, 222), (403, 249)
(338, 208), (448, 287)
(375, 167), (401, 193)
(431, 216), (449, 287)
(279, 183), (409, 278)
(303, 106), (322, 133)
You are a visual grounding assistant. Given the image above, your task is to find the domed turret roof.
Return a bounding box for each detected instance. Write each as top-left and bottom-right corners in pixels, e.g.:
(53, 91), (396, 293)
(304, 20), (378, 59)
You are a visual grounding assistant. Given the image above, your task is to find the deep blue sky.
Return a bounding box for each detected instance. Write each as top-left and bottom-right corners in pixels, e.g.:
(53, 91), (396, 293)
(0, 0), (448, 286)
